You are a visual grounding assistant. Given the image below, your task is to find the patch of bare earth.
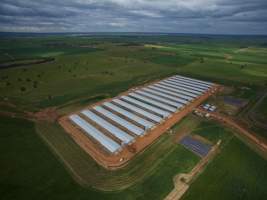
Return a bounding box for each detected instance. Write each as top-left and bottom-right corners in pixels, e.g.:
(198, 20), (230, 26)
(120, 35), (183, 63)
(30, 107), (59, 122)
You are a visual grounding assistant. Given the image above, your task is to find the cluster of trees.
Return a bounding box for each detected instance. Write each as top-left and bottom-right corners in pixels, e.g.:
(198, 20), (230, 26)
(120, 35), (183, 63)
(1, 72), (43, 92)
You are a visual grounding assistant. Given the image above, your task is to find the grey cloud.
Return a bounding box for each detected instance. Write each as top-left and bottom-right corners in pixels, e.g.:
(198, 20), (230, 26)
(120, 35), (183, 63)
(0, 0), (266, 34)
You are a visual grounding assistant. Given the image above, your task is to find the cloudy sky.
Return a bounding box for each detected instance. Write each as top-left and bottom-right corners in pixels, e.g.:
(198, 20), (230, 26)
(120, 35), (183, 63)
(0, 0), (267, 34)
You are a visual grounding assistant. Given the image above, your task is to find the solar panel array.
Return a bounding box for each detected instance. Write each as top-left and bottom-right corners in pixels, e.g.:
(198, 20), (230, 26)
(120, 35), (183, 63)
(68, 75), (215, 154)
(180, 136), (212, 157)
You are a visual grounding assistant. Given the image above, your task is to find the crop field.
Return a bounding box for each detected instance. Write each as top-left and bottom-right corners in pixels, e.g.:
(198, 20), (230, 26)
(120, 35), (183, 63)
(1, 34), (267, 200)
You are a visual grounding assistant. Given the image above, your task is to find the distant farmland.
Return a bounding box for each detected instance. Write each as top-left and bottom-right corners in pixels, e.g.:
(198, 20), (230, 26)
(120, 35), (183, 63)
(1, 34), (267, 200)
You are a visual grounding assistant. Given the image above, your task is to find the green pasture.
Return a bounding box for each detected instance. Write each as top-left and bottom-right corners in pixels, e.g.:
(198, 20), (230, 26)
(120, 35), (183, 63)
(146, 44), (267, 84)
(0, 115), (199, 200)
(182, 137), (267, 200)
(1, 35), (267, 112)
(0, 47), (177, 110)
(191, 120), (233, 144)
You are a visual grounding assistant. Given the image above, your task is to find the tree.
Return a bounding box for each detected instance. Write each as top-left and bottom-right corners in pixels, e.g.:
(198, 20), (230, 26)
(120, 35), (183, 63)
(240, 64), (246, 69)
(20, 86), (26, 92)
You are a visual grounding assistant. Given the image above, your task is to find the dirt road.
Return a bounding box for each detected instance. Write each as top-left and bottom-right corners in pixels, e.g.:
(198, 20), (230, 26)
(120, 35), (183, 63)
(196, 108), (267, 153)
(164, 141), (220, 200)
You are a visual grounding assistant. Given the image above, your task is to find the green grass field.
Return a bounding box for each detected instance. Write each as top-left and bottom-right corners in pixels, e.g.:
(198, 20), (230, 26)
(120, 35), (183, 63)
(182, 137), (267, 200)
(1, 35), (267, 112)
(0, 115), (199, 200)
(191, 120), (233, 144)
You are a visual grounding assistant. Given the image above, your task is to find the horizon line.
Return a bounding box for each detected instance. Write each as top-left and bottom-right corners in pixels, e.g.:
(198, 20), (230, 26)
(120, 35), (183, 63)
(0, 31), (266, 37)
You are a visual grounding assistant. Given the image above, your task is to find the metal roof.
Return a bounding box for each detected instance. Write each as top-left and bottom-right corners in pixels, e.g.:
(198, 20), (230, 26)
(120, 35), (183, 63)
(174, 75), (213, 86)
(171, 76), (212, 88)
(81, 109), (134, 144)
(164, 80), (205, 93)
(93, 106), (144, 136)
(69, 115), (121, 153)
(113, 99), (162, 123)
(142, 87), (189, 105)
(154, 83), (198, 98)
(148, 85), (194, 101)
(121, 95), (170, 117)
(103, 102), (155, 129)
(160, 81), (202, 95)
(135, 90), (183, 109)
(168, 77), (210, 90)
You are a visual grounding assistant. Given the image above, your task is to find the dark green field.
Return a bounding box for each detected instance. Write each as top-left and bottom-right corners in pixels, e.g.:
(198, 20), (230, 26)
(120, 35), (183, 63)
(1, 34), (267, 200)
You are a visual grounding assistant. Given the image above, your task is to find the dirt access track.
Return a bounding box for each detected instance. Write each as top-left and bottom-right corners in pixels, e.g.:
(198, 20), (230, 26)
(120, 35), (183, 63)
(59, 81), (221, 170)
(196, 108), (267, 153)
(164, 141), (221, 200)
